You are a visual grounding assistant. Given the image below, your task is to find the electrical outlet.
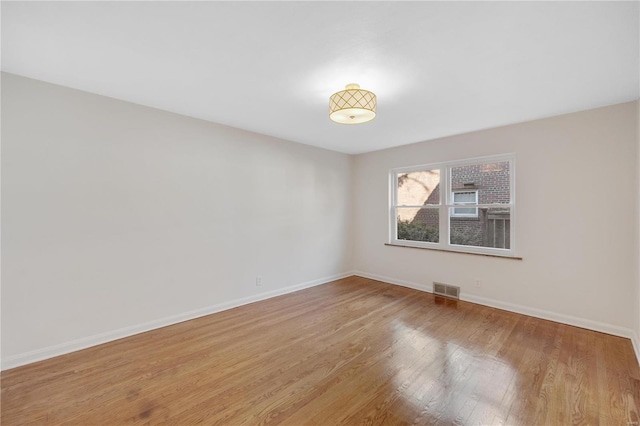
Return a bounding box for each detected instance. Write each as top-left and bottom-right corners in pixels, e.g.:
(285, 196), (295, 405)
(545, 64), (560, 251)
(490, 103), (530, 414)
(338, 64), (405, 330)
(475, 279), (482, 288)
(256, 276), (262, 286)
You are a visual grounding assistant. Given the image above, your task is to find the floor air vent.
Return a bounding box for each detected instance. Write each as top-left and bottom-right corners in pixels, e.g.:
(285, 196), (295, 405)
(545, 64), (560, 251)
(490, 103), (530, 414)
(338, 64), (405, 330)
(433, 282), (460, 299)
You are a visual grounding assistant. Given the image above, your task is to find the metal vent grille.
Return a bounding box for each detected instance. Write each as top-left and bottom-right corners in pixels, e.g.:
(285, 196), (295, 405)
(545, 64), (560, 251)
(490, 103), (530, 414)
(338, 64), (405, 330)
(433, 282), (460, 299)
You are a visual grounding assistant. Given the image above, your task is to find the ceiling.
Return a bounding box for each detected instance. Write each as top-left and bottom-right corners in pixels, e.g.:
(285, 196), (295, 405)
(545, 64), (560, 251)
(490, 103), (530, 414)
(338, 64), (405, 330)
(2, 1), (639, 155)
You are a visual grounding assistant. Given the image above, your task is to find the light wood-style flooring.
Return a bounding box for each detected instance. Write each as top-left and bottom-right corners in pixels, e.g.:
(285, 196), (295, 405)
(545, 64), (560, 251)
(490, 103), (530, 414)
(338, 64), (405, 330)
(2, 276), (639, 425)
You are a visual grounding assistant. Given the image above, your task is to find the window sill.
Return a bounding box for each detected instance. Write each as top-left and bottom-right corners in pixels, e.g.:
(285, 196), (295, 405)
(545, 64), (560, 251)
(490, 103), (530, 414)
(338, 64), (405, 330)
(385, 243), (523, 260)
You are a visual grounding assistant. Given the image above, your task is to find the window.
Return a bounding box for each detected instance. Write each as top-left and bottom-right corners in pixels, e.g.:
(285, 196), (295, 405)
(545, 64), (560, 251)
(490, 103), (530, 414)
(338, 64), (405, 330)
(389, 154), (515, 256)
(451, 190), (478, 217)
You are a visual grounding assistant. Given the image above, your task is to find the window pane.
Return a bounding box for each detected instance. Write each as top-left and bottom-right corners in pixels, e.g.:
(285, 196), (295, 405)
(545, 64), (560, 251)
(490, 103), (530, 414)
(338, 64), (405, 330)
(397, 207), (439, 243)
(451, 161), (510, 204)
(453, 191), (477, 203)
(449, 207), (511, 249)
(397, 169), (440, 206)
(453, 207), (477, 216)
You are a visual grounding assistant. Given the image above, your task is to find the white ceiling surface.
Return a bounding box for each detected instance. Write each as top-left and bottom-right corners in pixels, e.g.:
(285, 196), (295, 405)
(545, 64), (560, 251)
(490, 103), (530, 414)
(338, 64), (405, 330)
(2, 2), (639, 155)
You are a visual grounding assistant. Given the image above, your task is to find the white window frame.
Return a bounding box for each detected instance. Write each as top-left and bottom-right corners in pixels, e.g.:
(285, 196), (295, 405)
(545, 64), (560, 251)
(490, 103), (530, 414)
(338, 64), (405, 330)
(451, 190), (479, 218)
(389, 154), (516, 257)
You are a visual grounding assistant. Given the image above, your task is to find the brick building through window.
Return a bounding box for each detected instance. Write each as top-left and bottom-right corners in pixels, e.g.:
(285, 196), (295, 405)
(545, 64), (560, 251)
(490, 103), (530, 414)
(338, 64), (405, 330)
(397, 161), (511, 249)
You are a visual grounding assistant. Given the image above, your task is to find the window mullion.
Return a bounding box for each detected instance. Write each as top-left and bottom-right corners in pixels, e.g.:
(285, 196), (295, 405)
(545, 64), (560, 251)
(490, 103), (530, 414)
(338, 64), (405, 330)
(441, 166), (450, 248)
(389, 173), (398, 242)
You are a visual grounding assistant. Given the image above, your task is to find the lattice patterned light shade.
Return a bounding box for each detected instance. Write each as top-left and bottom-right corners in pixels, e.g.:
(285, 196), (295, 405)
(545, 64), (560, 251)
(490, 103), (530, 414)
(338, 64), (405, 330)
(329, 83), (377, 124)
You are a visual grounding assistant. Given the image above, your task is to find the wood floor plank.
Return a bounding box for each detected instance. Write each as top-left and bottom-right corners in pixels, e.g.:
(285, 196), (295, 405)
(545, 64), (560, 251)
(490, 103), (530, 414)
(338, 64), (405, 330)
(2, 276), (639, 425)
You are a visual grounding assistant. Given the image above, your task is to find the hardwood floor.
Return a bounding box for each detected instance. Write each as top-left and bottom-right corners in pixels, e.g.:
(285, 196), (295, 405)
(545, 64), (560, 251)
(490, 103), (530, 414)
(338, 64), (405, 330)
(2, 276), (639, 425)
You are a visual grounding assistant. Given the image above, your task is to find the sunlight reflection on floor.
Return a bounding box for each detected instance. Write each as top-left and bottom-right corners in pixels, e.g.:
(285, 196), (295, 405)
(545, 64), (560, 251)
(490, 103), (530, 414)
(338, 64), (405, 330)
(389, 319), (517, 424)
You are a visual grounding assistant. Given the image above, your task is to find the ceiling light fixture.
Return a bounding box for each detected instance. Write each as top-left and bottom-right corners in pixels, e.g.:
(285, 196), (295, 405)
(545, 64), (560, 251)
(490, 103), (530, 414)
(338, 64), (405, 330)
(329, 83), (377, 124)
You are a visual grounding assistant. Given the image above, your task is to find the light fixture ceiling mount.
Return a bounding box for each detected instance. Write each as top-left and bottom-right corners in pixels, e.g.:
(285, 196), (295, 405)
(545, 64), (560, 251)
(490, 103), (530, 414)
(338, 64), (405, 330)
(329, 83), (377, 124)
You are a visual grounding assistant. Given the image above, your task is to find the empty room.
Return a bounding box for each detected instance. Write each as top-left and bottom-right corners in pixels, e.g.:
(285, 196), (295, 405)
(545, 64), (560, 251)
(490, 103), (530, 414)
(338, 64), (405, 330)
(2, 1), (639, 425)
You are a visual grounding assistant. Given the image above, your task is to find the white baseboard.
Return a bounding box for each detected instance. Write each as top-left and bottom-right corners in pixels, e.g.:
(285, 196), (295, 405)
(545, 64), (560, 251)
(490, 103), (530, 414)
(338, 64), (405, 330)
(1, 271), (354, 371)
(460, 292), (635, 340)
(5, 271), (638, 370)
(632, 331), (640, 367)
(354, 271), (433, 293)
(353, 271), (637, 346)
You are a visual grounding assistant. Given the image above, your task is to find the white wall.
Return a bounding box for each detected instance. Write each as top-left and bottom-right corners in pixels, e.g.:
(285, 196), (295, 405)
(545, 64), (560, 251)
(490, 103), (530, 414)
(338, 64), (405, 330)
(353, 102), (638, 336)
(636, 100), (640, 359)
(1, 73), (353, 368)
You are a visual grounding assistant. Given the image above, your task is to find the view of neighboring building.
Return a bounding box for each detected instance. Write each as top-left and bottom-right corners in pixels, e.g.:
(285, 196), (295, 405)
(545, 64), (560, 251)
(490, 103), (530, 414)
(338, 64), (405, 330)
(397, 161), (511, 249)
